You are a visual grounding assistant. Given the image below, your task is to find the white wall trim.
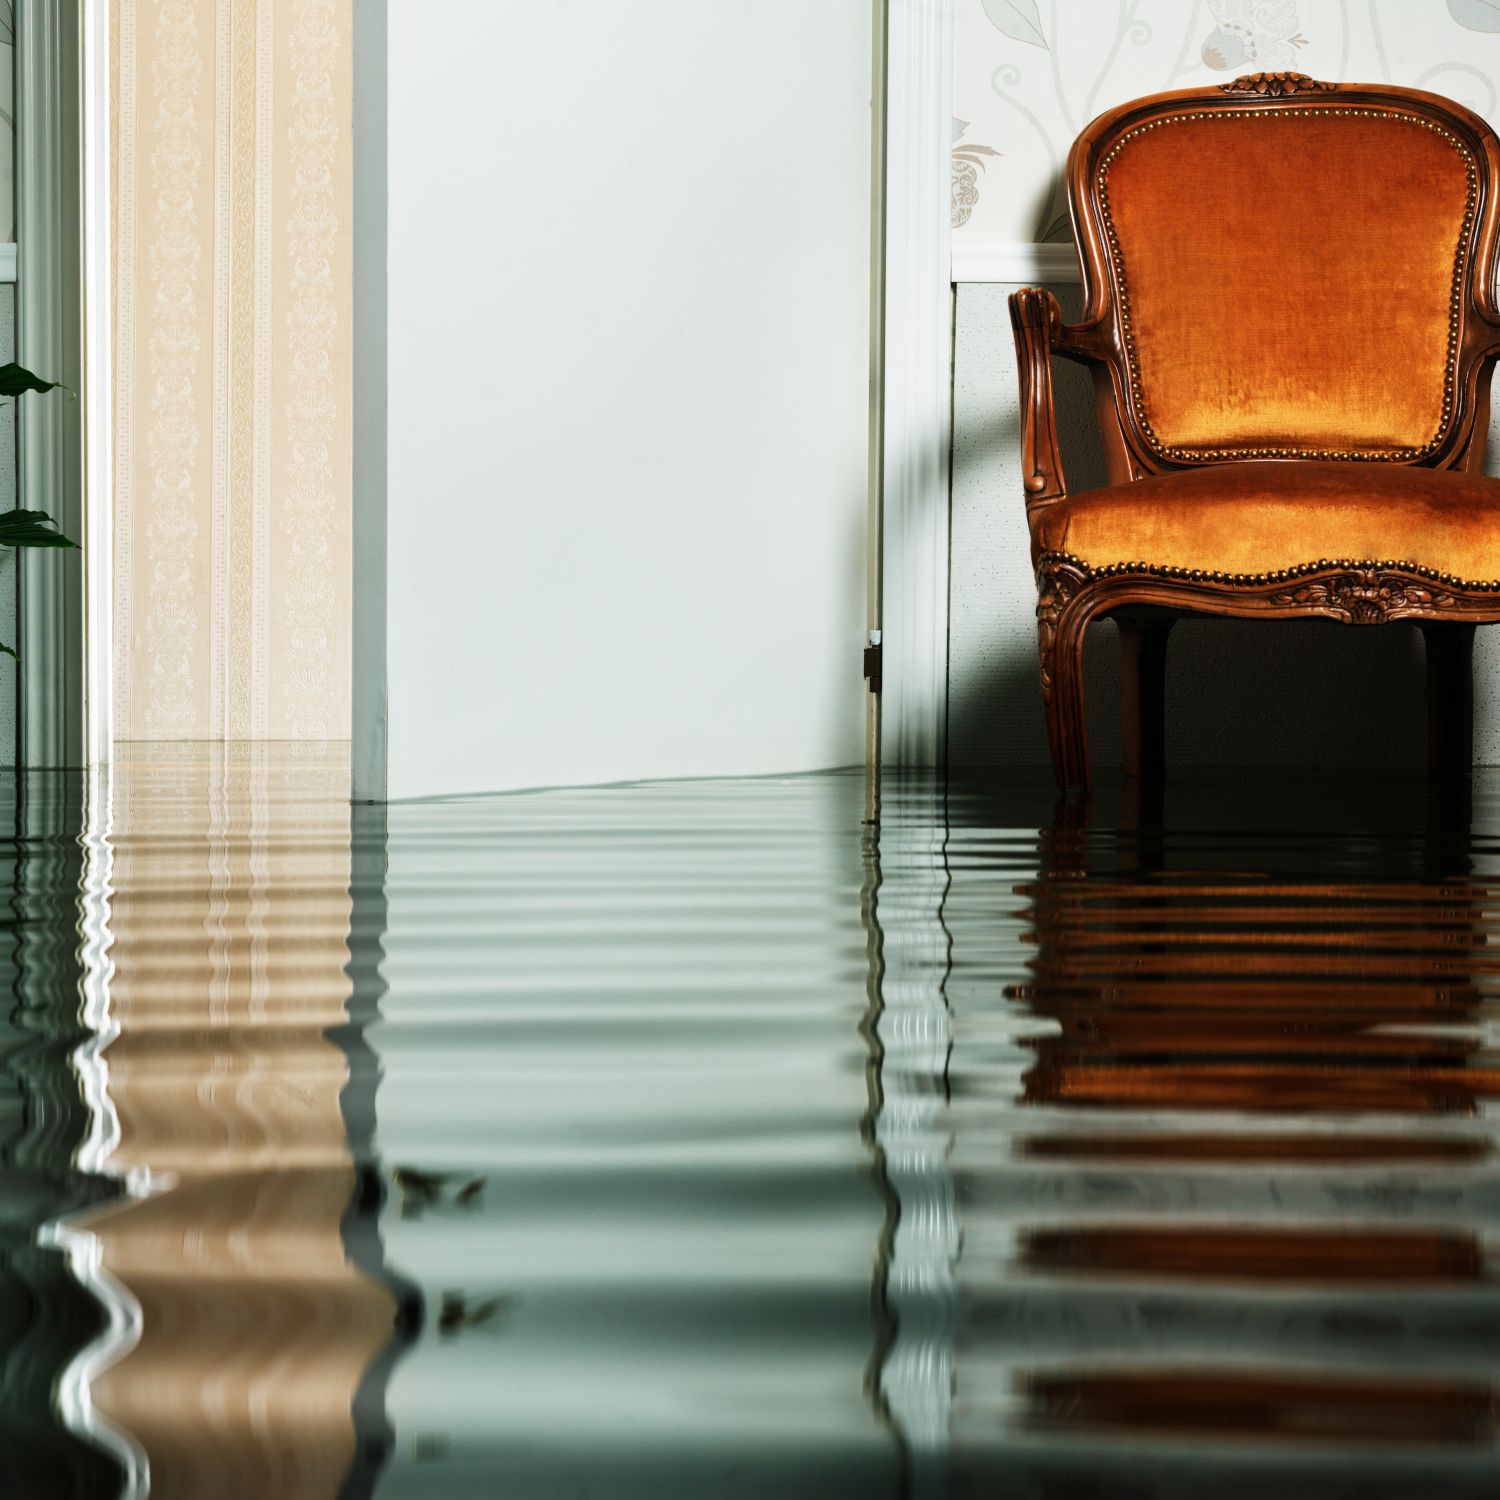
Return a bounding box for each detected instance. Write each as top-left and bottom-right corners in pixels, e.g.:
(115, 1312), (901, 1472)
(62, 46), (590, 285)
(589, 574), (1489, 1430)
(880, 0), (952, 770)
(952, 241), (1081, 284)
(351, 0), (387, 801)
(82, 1), (113, 767)
(17, 0), (85, 767)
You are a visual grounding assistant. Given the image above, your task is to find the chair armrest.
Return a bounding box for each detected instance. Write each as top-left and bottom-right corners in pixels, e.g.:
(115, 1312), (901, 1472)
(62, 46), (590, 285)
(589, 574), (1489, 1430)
(1008, 287), (1074, 509)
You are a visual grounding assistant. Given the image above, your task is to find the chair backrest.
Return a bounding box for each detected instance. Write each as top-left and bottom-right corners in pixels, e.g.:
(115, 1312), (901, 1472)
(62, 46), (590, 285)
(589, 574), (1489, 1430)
(1068, 73), (1500, 480)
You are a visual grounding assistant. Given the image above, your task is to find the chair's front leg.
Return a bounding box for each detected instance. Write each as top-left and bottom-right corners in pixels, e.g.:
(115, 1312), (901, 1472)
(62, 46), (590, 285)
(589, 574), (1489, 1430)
(1419, 621), (1475, 782)
(1118, 615), (1174, 783)
(1037, 572), (1092, 792)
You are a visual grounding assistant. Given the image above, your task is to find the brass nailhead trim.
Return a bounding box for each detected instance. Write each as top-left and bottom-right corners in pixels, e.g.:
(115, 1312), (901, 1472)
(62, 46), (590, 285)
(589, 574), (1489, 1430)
(1096, 106), (1478, 465)
(1040, 550), (1500, 591)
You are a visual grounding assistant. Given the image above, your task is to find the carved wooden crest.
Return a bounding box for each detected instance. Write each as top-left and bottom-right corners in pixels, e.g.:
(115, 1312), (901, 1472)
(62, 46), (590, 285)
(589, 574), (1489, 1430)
(1219, 72), (1339, 97)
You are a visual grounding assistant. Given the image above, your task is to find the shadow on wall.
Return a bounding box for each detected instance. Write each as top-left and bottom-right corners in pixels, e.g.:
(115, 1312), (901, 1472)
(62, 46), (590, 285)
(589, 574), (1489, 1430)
(948, 281), (1466, 773)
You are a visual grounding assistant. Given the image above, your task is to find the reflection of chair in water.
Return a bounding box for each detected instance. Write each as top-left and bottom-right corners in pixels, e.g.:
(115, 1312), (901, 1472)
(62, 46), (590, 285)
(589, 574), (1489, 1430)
(1015, 788), (1498, 1122)
(961, 790), (1500, 1490)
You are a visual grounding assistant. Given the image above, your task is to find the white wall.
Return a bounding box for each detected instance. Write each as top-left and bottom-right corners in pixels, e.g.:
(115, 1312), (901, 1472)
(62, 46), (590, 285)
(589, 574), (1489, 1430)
(355, 0), (876, 799)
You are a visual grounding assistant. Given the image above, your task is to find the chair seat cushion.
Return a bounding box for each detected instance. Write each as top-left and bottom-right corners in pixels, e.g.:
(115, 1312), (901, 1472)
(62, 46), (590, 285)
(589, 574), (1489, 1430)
(1032, 461), (1500, 581)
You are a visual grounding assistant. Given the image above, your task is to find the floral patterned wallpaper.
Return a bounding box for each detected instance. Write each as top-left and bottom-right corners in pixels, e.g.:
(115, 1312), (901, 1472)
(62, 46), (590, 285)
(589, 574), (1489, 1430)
(111, 0), (352, 740)
(954, 0), (1500, 247)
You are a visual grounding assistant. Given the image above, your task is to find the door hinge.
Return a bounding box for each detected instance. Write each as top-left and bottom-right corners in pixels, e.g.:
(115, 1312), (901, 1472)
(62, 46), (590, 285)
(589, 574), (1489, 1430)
(863, 630), (882, 694)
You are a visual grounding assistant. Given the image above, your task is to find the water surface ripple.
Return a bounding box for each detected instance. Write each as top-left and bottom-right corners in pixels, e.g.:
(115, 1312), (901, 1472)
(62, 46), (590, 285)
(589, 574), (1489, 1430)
(7, 755), (1500, 1496)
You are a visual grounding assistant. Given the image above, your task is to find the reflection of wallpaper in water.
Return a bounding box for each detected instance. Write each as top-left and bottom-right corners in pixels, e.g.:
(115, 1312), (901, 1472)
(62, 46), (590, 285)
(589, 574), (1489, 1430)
(74, 745), (394, 1496)
(110, 0), (352, 740)
(954, 0), (1500, 249)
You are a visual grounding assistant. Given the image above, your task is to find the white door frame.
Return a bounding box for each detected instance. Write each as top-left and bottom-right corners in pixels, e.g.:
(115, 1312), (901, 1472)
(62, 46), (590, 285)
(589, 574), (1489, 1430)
(16, 0), (81, 767)
(81, 0), (112, 768)
(879, 0), (952, 771)
(13, 0), (110, 768)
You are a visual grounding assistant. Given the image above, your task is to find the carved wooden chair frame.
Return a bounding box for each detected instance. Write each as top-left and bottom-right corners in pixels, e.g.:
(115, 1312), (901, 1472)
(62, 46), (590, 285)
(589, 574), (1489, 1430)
(1010, 72), (1500, 791)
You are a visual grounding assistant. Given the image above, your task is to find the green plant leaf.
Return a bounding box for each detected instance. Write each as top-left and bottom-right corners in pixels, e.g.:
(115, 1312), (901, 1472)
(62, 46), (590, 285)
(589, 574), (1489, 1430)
(982, 0), (1047, 48)
(0, 509), (77, 548)
(0, 362), (73, 398)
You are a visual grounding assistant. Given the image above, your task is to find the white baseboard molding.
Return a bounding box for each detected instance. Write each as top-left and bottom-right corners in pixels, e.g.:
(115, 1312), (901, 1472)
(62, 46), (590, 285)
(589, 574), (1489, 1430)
(951, 241), (1080, 284)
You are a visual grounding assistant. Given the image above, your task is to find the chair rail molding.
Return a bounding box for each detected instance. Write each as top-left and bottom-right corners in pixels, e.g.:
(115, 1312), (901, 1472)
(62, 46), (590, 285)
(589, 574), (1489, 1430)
(952, 242), (1082, 284)
(881, 0), (952, 770)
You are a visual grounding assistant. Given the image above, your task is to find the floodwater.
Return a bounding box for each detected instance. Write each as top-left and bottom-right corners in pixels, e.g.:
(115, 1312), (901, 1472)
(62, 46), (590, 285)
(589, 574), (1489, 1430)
(5, 748), (1500, 1497)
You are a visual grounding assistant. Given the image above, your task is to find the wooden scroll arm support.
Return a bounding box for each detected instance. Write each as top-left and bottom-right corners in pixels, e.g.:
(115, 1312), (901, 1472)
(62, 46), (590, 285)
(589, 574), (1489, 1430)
(1468, 294), (1500, 361)
(1007, 287), (1107, 513)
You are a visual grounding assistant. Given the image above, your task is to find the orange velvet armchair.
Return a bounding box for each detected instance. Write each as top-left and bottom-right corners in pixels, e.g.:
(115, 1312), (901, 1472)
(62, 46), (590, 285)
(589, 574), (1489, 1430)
(1010, 71), (1500, 790)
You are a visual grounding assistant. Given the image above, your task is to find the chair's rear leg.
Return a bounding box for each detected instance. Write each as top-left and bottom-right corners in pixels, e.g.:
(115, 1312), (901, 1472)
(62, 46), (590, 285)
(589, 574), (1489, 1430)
(1419, 621), (1475, 783)
(1118, 615), (1173, 783)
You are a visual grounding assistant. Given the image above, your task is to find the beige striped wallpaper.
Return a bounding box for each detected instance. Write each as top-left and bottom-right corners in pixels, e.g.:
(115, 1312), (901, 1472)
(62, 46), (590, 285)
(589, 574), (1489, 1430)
(111, 0), (352, 741)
